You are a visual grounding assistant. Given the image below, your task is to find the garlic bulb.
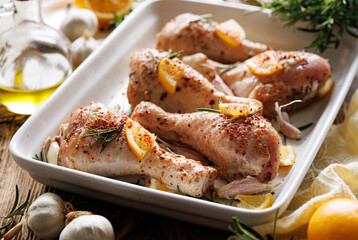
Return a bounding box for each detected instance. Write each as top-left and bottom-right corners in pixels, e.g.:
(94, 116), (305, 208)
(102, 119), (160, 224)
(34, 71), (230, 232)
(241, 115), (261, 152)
(59, 215), (115, 240)
(26, 192), (66, 240)
(60, 6), (98, 42)
(70, 30), (100, 68)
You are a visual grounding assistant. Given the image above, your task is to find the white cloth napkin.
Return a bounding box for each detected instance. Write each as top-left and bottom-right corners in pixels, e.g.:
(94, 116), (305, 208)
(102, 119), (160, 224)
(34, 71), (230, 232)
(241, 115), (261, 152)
(249, 89), (358, 239)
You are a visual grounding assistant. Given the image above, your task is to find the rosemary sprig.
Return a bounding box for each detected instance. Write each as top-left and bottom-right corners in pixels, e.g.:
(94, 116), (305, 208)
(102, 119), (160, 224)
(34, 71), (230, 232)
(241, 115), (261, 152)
(253, 0), (358, 52)
(298, 122), (313, 131)
(229, 216), (265, 240)
(196, 108), (222, 113)
(197, 106), (263, 120)
(32, 149), (47, 163)
(167, 50), (184, 60)
(166, 147), (185, 158)
(177, 185), (184, 195)
(109, 9), (132, 28)
(230, 108), (263, 121)
(229, 209), (287, 240)
(81, 125), (124, 153)
(0, 185), (31, 230)
(189, 13), (213, 23)
(218, 64), (237, 75)
(109, 11), (125, 28)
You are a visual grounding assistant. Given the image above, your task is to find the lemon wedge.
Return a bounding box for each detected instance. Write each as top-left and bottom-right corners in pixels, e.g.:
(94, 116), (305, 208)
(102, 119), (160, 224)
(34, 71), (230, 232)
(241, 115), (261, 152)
(219, 103), (261, 118)
(245, 50), (283, 76)
(214, 19), (246, 47)
(235, 193), (274, 210)
(318, 77), (334, 98)
(146, 178), (176, 193)
(279, 145), (296, 166)
(158, 58), (185, 94)
(125, 119), (156, 160)
(76, 0), (134, 28)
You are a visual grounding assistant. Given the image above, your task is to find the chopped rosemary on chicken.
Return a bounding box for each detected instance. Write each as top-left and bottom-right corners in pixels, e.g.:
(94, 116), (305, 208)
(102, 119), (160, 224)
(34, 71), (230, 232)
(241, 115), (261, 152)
(218, 64), (237, 75)
(167, 50), (184, 60)
(81, 125), (124, 153)
(189, 13), (213, 23)
(230, 108), (263, 120)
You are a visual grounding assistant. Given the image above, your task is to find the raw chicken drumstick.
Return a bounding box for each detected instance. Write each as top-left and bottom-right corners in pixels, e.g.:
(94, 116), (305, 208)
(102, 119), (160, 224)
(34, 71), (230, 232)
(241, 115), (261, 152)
(127, 48), (262, 113)
(58, 102), (217, 197)
(182, 51), (332, 118)
(156, 13), (268, 63)
(132, 101), (281, 183)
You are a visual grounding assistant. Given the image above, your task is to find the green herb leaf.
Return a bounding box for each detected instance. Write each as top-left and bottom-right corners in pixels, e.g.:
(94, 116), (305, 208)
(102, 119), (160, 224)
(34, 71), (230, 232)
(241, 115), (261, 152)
(0, 217), (13, 230)
(82, 124), (124, 153)
(189, 13), (213, 23)
(196, 108), (222, 113)
(6, 185), (19, 218)
(167, 50), (184, 59)
(177, 185), (184, 195)
(218, 64), (237, 75)
(230, 108), (263, 120)
(109, 10), (127, 28)
(166, 147), (185, 158)
(254, 0), (358, 52)
(298, 122), (313, 131)
(1, 186), (31, 230)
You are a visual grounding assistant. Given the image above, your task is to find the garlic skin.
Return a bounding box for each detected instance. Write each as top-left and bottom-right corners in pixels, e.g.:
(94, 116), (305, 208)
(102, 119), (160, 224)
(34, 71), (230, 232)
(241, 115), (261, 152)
(26, 193), (66, 240)
(60, 7), (98, 42)
(70, 31), (100, 68)
(59, 215), (115, 240)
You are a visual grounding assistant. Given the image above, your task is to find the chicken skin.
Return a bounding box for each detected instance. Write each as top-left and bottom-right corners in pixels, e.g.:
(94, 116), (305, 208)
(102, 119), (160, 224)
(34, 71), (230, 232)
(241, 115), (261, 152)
(132, 101), (281, 183)
(127, 48), (262, 114)
(58, 102), (217, 197)
(182, 51), (332, 118)
(156, 13), (268, 63)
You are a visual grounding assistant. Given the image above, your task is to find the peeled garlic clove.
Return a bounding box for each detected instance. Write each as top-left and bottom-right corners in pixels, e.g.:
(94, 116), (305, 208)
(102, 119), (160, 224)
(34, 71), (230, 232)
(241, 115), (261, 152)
(70, 30), (100, 68)
(60, 7), (98, 42)
(26, 192), (66, 240)
(59, 215), (115, 240)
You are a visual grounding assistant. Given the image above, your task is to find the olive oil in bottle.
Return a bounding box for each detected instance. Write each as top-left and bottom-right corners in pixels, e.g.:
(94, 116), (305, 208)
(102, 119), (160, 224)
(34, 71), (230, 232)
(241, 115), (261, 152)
(0, 0), (72, 115)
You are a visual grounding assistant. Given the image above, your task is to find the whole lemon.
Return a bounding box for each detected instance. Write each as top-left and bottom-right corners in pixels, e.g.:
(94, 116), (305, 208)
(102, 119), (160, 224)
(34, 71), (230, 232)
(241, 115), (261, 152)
(307, 198), (358, 240)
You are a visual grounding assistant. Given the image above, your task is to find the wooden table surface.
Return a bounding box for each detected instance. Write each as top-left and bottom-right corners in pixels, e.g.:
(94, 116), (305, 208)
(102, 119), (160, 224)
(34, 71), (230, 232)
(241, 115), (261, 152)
(0, 105), (231, 239)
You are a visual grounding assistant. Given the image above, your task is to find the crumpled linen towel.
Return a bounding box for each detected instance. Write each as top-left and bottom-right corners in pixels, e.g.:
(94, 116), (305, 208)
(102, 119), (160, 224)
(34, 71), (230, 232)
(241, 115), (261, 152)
(249, 90), (358, 239)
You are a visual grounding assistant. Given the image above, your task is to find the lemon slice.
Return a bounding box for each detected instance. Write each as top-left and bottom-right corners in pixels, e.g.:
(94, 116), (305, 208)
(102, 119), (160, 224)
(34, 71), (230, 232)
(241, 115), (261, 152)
(318, 77), (334, 98)
(279, 145), (296, 166)
(125, 119), (156, 160)
(146, 178), (176, 193)
(158, 58), (185, 94)
(80, 0), (134, 28)
(235, 193), (274, 210)
(219, 103), (261, 118)
(245, 50), (283, 76)
(214, 19), (246, 47)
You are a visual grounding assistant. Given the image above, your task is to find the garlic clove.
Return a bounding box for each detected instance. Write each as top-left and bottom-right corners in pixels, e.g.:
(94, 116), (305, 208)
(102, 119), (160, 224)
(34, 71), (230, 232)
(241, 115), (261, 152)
(26, 192), (66, 240)
(59, 215), (115, 240)
(275, 101), (302, 139)
(70, 30), (100, 68)
(60, 7), (98, 42)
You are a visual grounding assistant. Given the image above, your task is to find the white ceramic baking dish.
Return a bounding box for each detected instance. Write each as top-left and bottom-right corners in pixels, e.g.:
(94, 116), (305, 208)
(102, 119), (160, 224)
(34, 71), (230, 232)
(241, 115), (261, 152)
(9, 0), (358, 230)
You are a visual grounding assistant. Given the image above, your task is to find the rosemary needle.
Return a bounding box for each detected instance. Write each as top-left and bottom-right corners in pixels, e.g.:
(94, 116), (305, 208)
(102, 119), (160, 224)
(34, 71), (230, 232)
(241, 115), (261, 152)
(253, 0), (358, 52)
(82, 125), (124, 153)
